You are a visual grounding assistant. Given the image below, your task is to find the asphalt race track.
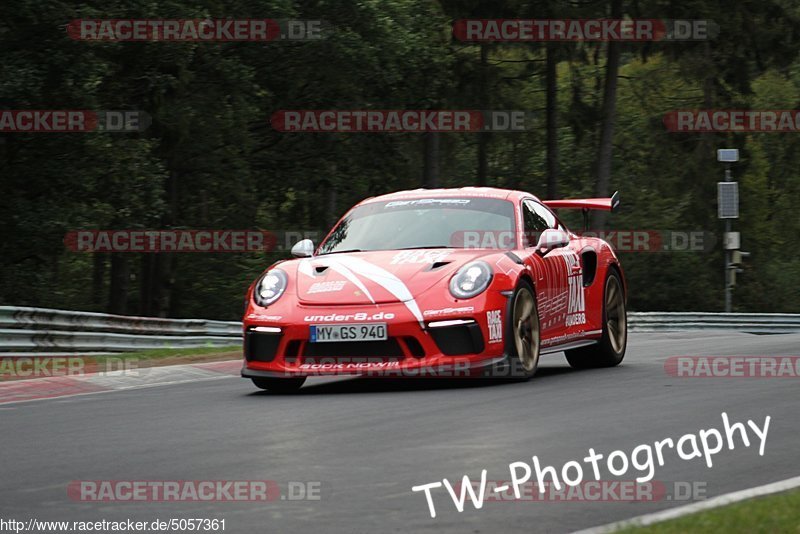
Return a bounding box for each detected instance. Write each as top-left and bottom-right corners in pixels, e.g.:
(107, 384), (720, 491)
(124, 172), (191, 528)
(1, 331), (798, 533)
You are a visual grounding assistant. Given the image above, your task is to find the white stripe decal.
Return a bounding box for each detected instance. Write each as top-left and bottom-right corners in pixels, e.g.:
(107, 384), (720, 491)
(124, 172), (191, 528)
(298, 258), (314, 278)
(327, 262), (375, 303)
(321, 256), (425, 326)
(334, 256), (425, 325)
(298, 258), (375, 303)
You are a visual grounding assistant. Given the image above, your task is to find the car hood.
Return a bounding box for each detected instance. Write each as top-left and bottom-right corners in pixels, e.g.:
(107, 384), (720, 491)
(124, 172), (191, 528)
(288, 249), (495, 306)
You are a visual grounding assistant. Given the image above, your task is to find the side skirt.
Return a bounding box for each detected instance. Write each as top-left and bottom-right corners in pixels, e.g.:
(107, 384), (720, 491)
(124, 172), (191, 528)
(540, 337), (600, 355)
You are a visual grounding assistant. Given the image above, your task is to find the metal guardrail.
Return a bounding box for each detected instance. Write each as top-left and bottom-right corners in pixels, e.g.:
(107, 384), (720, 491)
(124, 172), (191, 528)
(627, 312), (800, 334)
(0, 306), (241, 353)
(0, 307), (798, 354)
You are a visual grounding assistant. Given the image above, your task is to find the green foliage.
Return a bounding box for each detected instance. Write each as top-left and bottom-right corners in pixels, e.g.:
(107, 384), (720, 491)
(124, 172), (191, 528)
(1, 0), (799, 317)
(619, 488), (800, 534)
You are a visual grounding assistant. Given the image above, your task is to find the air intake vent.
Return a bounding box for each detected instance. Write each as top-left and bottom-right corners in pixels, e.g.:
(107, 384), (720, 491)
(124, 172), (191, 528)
(427, 261), (451, 271)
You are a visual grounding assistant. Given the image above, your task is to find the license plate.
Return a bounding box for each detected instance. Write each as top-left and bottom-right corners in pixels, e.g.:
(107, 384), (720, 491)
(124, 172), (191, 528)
(310, 323), (387, 343)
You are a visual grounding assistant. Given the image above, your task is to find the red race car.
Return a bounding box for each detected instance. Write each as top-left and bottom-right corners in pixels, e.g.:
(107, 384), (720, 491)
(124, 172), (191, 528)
(242, 187), (627, 392)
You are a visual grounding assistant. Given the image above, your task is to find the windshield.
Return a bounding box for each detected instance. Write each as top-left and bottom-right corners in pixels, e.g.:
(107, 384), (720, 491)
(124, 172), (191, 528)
(318, 197), (516, 254)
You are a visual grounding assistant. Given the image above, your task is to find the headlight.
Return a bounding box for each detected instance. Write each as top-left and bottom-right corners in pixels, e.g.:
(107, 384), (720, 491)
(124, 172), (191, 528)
(449, 261), (493, 299)
(254, 269), (288, 306)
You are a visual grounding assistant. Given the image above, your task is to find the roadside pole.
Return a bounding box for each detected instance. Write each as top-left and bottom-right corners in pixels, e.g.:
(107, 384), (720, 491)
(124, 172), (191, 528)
(717, 149), (740, 313)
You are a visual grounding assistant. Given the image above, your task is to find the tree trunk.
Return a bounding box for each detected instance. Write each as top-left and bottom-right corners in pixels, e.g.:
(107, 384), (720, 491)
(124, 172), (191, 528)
(546, 42), (559, 200)
(591, 0), (623, 230)
(477, 132), (489, 186)
(477, 44), (489, 186)
(323, 158), (339, 228)
(700, 41), (716, 151)
(147, 168), (180, 317)
(155, 254), (176, 317)
(139, 254), (161, 316)
(108, 254), (130, 315)
(139, 255), (150, 315)
(508, 137), (521, 189)
(326, 183), (338, 228)
(423, 132), (440, 187)
(92, 253), (105, 310)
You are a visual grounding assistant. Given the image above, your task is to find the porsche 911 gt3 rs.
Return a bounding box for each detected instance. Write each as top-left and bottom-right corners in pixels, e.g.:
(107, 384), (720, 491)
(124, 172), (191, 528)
(242, 187), (627, 392)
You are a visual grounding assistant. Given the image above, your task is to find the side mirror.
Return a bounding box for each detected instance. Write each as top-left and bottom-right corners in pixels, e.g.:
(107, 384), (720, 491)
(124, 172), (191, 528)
(535, 229), (570, 256)
(291, 239), (315, 258)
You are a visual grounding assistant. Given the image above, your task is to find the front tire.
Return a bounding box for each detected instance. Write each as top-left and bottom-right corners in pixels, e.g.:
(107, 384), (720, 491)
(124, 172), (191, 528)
(504, 280), (541, 379)
(565, 269), (627, 368)
(251, 376), (306, 393)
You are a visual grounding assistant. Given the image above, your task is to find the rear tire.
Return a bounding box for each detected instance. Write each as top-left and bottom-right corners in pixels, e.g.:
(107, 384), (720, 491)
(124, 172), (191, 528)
(503, 280), (541, 380)
(251, 377), (306, 393)
(565, 269), (626, 369)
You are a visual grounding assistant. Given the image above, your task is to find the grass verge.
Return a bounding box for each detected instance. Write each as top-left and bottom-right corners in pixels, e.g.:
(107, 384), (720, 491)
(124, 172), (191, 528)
(95, 345), (242, 368)
(619, 489), (800, 533)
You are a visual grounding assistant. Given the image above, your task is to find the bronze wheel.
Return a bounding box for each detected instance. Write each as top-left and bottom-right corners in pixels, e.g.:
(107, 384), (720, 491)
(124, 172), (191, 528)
(565, 269), (627, 369)
(502, 280), (541, 379)
(605, 274), (627, 354)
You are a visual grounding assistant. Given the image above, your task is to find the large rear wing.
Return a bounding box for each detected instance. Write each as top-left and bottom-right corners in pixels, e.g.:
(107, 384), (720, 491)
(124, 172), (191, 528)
(543, 191), (620, 213)
(543, 191), (620, 231)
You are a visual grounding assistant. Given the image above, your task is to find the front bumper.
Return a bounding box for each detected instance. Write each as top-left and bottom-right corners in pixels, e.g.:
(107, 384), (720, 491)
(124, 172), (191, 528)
(241, 301), (508, 378)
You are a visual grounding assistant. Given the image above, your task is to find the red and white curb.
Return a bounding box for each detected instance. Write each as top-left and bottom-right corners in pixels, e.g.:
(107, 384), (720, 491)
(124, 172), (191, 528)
(0, 360), (241, 405)
(573, 474), (800, 533)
